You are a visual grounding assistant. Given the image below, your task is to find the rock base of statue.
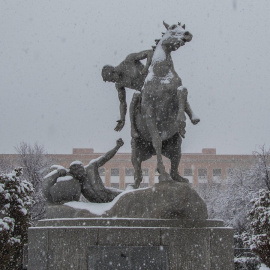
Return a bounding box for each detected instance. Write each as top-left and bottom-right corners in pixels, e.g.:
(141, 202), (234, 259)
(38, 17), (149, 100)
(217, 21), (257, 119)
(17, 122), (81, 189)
(45, 182), (209, 219)
(27, 183), (234, 270)
(28, 218), (233, 270)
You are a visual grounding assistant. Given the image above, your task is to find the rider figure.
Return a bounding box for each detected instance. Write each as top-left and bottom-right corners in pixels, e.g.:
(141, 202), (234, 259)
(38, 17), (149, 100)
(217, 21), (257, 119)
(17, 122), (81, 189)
(102, 50), (153, 133)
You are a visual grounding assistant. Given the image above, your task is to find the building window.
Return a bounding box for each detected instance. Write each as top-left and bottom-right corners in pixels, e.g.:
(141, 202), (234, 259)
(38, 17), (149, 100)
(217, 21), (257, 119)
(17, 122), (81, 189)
(213, 168), (222, 183)
(227, 168), (233, 176)
(154, 169), (159, 183)
(141, 168), (150, 184)
(142, 168), (149, 176)
(213, 169), (222, 177)
(98, 168), (105, 176)
(125, 168), (134, 184)
(111, 183), (119, 189)
(184, 168), (192, 176)
(98, 168), (105, 183)
(198, 168), (207, 178)
(111, 168), (119, 176)
(125, 168), (134, 176)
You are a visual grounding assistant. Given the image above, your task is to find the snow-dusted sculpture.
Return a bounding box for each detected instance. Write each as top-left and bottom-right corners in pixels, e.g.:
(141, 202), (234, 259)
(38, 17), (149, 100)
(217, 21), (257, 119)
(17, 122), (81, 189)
(29, 23), (234, 270)
(42, 139), (123, 204)
(130, 21), (200, 188)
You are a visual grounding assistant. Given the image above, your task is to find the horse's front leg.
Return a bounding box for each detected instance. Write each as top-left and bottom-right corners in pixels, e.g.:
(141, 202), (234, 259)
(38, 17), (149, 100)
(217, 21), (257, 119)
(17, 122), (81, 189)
(163, 134), (189, 183)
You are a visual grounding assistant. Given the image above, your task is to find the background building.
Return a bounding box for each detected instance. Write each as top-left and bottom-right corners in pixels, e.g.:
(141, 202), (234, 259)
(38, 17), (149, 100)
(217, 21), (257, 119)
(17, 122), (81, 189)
(0, 148), (255, 190)
(36, 148), (256, 189)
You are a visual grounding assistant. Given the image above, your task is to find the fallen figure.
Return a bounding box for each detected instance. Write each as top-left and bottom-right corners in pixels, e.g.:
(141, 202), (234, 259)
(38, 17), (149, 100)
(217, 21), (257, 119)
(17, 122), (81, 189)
(42, 139), (124, 204)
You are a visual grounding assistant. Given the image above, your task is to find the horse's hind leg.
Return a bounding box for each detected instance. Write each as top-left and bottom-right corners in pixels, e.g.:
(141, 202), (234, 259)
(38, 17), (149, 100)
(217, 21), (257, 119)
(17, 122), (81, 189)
(162, 133), (189, 183)
(145, 117), (172, 182)
(131, 137), (152, 189)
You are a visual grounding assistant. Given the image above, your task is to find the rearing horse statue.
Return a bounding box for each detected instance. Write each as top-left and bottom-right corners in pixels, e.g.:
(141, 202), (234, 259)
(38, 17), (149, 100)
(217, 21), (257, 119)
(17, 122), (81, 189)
(130, 21), (199, 188)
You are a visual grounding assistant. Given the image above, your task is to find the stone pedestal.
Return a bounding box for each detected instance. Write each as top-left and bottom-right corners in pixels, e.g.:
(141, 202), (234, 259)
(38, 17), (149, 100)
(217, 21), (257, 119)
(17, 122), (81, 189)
(28, 218), (234, 270)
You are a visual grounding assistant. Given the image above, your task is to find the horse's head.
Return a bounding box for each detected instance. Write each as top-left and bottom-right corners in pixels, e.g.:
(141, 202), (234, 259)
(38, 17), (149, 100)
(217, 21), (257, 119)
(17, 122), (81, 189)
(159, 21), (193, 52)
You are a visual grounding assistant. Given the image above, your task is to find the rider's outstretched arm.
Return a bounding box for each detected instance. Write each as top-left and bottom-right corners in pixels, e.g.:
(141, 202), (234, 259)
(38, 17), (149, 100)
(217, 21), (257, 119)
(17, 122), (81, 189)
(131, 50), (153, 74)
(96, 139), (124, 168)
(129, 50), (152, 61)
(144, 50), (154, 72)
(115, 84), (127, 131)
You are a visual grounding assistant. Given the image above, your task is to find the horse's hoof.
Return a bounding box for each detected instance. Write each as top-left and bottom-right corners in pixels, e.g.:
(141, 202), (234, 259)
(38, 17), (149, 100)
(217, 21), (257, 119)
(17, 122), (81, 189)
(171, 174), (189, 183)
(159, 173), (173, 183)
(126, 184), (139, 190)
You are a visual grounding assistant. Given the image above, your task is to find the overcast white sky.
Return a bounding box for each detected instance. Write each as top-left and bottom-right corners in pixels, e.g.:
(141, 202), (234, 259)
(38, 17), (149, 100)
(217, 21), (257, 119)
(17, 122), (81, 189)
(0, 0), (269, 155)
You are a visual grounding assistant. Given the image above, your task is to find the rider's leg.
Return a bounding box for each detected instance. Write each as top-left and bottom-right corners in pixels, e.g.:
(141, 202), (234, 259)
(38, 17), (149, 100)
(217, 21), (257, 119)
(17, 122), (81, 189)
(177, 86), (200, 125)
(130, 93), (141, 138)
(185, 100), (200, 124)
(176, 86), (187, 138)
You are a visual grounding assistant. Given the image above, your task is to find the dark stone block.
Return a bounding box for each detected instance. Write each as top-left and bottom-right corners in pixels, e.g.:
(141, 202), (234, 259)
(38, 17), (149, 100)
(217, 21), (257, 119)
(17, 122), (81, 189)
(88, 246), (169, 270)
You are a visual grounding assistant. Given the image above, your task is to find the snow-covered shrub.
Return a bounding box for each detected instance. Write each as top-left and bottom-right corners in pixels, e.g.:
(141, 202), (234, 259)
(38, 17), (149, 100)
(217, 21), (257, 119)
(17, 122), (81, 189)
(234, 234), (261, 269)
(243, 189), (270, 268)
(0, 168), (33, 269)
(234, 255), (261, 270)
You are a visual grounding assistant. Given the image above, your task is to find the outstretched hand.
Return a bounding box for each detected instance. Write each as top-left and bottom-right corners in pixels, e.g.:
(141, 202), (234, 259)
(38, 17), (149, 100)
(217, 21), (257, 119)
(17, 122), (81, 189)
(116, 138), (124, 147)
(191, 118), (200, 125)
(114, 120), (125, 132)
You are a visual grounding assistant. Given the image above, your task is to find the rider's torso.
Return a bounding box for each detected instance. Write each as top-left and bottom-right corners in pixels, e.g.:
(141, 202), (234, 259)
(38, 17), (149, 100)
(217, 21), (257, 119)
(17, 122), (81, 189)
(117, 61), (146, 91)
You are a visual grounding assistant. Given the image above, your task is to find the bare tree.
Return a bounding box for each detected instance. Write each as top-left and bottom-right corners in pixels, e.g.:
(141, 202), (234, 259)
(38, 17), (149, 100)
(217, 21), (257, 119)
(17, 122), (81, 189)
(251, 145), (270, 191)
(15, 142), (54, 221)
(199, 166), (256, 233)
(0, 158), (13, 174)
(201, 145), (270, 233)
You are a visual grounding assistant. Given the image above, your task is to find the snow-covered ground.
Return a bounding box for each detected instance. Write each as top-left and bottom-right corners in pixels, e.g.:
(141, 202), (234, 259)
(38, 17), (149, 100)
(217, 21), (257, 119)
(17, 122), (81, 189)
(260, 264), (270, 270)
